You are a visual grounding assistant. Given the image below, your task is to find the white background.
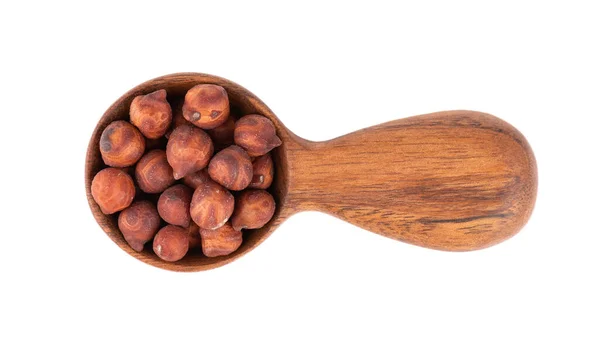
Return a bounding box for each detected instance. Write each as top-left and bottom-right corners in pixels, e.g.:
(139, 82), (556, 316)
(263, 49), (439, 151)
(1, 1), (599, 339)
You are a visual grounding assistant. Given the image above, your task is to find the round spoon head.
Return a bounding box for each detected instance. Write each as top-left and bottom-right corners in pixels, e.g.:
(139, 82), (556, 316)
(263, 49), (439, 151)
(85, 73), (292, 271)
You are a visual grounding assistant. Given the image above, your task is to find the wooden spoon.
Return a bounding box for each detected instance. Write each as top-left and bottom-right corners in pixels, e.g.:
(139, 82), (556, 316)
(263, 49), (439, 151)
(85, 73), (537, 272)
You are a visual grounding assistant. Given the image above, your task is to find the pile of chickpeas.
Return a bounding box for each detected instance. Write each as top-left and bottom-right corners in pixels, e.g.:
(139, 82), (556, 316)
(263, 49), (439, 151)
(91, 84), (280, 262)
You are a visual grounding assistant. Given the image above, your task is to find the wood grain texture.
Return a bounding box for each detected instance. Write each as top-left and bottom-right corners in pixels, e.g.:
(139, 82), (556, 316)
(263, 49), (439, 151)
(85, 73), (537, 272)
(283, 111), (537, 251)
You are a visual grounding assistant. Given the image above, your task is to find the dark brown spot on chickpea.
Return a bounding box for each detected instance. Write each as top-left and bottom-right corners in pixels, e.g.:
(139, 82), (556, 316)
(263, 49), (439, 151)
(100, 127), (114, 152)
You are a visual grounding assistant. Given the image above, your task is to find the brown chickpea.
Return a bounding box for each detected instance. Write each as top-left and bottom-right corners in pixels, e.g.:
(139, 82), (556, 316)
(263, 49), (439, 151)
(118, 201), (161, 252)
(190, 180), (234, 230)
(182, 84), (230, 129)
(166, 125), (213, 180)
(234, 114), (281, 157)
(135, 149), (175, 194)
(157, 184), (193, 227)
(130, 89), (172, 139)
(153, 225), (190, 262)
(91, 167), (136, 214)
(99, 120), (145, 167)
(249, 153), (274, 189)
(199, 222), (243, 257)
(231, 189), (276, 231)
(208, 145), (253, 191)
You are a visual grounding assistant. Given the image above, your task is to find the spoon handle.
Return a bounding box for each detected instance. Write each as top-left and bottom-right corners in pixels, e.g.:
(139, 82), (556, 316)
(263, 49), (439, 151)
(285, 110), (537, 251)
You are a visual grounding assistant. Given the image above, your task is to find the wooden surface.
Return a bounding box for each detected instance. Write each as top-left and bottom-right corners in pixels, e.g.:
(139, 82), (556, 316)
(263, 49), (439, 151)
(86, 73), (537, 271)
(284, 111), (537, 251)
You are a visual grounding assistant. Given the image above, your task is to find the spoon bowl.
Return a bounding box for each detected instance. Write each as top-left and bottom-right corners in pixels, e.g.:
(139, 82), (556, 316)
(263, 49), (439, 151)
(85, 73), (537, 272)
(86, 73), (291, 271)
